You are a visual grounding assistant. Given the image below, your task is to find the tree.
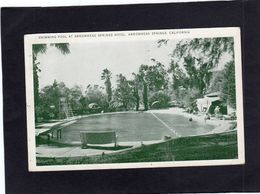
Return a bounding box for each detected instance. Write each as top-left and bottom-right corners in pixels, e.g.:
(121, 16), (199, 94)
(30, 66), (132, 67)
(101, 68), (112, 102)
(159, 37), (234, 69)
(139, 65), (149, 111)
(168, 60), (186, 91)
(85, 85), (108, 110)
(207, 70), (225, 94)
(181, 55), (212, 94)
(143, 81), (148, 111)
(129, 73), (141, 111)
(161, 37), (235, 107)
(68, 85), (84, 115)
(32, 43), (70, 106)
(32, 44), (47, 107)
(149, 91), (171, 109)
(113, 74), (134, 110)
(222, 61), (236, 108)
(33, 43), (70, 121)
(138, 60), (169, 111)
(37, 80), (70, 120)
(78, 96), (87, 114)
(147, 59), (169, 91)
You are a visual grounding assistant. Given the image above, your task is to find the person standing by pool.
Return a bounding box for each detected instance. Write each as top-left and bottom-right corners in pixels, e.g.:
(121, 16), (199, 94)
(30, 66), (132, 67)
(214, 106), (220, 118)
(204, 113), (210, 123)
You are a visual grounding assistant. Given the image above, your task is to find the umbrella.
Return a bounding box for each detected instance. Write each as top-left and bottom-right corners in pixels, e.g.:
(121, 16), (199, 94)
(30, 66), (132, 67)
(151, 101), (160, 107)
(88, 103), (99, 109)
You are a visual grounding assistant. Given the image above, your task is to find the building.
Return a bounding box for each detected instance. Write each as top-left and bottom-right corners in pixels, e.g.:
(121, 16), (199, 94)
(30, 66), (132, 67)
(196, 92), (228, 115)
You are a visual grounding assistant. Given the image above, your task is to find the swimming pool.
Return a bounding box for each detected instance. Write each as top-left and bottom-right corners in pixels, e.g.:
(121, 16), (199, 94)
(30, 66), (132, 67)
(58, 112), (214, 144)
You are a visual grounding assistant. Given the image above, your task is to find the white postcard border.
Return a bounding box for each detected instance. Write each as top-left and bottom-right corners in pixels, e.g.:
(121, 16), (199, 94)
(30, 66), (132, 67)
(24, 27), (245, 171)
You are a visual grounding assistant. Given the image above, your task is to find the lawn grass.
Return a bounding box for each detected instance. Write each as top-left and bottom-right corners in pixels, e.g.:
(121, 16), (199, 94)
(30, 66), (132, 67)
(37, 130), (238, 166)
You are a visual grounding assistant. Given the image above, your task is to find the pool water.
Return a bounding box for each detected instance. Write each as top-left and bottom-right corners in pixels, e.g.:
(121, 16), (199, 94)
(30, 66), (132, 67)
(59, 112), (214, 143)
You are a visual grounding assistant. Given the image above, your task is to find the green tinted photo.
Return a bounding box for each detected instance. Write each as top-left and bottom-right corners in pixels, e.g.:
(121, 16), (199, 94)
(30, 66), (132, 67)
(24, 28), (244, 171)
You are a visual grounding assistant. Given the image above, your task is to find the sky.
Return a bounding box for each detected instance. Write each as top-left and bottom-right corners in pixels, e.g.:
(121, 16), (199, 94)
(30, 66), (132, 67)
(38, 40), (177, 90)
(37, 38), (232, 91)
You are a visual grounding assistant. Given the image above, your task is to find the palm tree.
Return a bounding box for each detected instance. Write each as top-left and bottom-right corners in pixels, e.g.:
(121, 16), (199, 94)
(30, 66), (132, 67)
(101, 68), (112, 103)
(32, 43), (70, 112)
(32, 44), (47, 106)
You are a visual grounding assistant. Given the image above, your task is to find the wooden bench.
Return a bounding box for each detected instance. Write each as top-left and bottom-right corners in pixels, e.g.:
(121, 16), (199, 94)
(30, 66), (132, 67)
(80, 131), (117, 148)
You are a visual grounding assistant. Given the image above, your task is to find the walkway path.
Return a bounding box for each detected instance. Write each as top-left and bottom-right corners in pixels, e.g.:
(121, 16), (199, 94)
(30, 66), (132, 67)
(36, 140), (163, 158)
(35, 118), (78, 136)
(35, 121), (63, 136)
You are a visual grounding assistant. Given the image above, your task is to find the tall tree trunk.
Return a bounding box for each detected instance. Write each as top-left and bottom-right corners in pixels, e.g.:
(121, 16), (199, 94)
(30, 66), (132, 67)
(136, 95), (140, 111)
(134, 87), (140, 111)
(143, 82), (148, 111)
(33, 56), (40, 122)
(33, 64), (39, 106)
(106, 80), (112, 102)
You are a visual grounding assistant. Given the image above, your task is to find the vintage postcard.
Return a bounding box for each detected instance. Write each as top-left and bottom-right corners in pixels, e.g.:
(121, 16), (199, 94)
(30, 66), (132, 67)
(24, 27), (244, 171)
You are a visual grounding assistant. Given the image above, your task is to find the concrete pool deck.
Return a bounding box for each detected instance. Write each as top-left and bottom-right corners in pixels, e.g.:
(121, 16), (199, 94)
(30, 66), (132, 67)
(148, 108), (235, 135)
(36, 140), (163, 158)
(35, 117), (80, 136)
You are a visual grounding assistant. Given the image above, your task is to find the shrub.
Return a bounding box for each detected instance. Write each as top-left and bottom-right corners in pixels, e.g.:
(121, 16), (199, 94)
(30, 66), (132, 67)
(149, 91), (171, 109)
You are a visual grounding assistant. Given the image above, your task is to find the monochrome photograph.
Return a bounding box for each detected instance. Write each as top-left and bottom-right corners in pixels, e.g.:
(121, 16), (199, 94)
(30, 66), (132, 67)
(24, 27), (244, 171)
